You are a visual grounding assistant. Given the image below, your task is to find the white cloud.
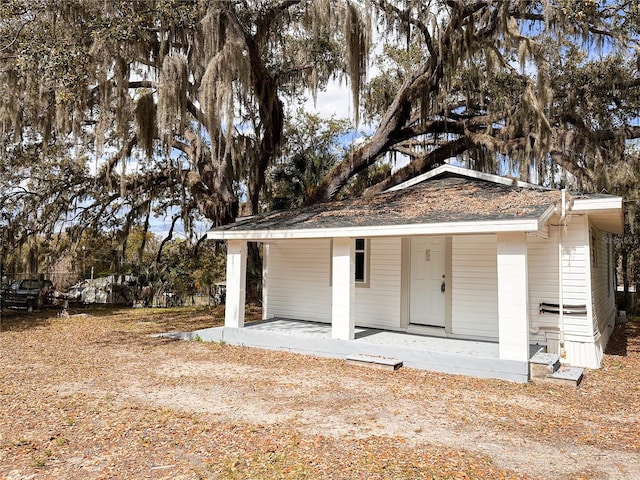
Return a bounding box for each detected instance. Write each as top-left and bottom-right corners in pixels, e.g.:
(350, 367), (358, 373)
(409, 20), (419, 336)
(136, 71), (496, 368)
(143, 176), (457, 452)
(301, 79), (354, 119)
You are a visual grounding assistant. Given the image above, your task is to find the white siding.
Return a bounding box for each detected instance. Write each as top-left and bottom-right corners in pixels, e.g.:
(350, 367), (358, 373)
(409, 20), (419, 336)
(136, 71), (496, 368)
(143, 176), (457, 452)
(526, 214), (615, 369)
(355, 237), (402, 329)
(451, 235), (498, 339)
(527, 215), (592, 342)
(527, 226), (559, 342)
(265, 237), (402, 328)
(562, 216), (590, 317)
(264, 239), (332, 323)
(589, 224), (616, 363)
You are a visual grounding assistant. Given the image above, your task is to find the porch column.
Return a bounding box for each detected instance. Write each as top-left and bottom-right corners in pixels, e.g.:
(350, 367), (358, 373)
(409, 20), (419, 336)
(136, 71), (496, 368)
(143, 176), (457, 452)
(331, 237), (355, 340)
(225, 239), (247, 328)
(496, 232), (530, 361)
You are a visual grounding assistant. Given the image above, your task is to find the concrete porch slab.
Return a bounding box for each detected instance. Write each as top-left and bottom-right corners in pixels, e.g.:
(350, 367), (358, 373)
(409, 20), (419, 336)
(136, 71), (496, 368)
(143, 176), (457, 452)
(163, 318), (530, 383)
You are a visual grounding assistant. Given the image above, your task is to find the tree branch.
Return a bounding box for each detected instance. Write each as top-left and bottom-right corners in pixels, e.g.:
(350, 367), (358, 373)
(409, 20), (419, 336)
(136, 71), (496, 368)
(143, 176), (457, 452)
(364, 136), (471, 195)
(311, 0), (500, 202)
(156, 215), (181, 264)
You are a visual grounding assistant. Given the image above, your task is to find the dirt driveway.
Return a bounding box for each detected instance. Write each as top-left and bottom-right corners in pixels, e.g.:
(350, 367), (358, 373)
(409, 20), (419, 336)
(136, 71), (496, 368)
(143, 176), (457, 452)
(1, 306), (639, 479)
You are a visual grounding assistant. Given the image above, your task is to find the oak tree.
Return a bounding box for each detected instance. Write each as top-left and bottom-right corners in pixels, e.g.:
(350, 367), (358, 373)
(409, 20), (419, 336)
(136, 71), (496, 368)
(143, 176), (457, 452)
(2, 0), (640, 280)
(0, 0), (366, 261)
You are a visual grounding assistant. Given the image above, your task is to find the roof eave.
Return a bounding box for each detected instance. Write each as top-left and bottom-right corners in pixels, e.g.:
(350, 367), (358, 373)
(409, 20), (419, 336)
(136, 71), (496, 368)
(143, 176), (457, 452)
(571, 196), (624, 235)
(534, 205), (556, 239)
(207, 217), (547, 241)
(571, 196), (622, 212)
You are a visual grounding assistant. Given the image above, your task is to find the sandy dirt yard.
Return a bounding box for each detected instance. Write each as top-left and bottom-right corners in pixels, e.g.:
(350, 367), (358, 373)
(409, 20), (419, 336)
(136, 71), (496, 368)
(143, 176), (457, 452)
(0, 306), (639, 479)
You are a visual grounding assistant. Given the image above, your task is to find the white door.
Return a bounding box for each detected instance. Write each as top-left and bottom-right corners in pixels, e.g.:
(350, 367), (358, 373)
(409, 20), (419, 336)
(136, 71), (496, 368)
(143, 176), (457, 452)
(410, 236), (446, 327)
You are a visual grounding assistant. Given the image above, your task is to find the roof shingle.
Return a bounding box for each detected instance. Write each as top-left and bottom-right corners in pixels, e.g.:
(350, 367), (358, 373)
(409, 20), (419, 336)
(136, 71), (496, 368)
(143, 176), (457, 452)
(213, 177), (561, 233)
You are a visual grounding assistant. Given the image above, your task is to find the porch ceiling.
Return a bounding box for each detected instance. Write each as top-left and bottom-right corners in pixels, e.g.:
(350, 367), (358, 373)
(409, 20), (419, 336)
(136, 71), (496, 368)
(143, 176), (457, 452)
(208, 177), (560, 241)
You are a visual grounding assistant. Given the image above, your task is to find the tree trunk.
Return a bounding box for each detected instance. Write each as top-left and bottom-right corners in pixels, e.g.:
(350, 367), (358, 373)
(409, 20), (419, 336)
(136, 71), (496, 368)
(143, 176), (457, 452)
(364, 137), (471, 195)
(246, 241), (262, 305)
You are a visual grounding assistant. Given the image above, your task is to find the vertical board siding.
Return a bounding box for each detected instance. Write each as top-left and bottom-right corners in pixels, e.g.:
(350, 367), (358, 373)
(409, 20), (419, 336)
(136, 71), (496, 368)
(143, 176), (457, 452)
(266, 239), (332, 322)
(564, 337), (602, 369)
(451, 235), (498, 338)
(527, 215), (592, 340)
(355, 237), (402, 328)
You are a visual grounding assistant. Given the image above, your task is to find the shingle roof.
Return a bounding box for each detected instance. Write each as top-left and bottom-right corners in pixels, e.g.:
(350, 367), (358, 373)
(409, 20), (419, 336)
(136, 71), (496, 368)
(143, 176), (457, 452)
(213, 176), (561, 233)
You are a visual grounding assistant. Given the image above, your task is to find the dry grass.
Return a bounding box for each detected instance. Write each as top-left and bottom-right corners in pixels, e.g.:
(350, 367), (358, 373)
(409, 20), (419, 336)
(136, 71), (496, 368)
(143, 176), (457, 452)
(1, 306), (639, 479)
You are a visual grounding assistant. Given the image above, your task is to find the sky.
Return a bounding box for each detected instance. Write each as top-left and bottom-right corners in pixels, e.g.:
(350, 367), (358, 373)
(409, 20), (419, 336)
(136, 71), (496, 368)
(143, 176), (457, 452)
(303, 80), (355, 119)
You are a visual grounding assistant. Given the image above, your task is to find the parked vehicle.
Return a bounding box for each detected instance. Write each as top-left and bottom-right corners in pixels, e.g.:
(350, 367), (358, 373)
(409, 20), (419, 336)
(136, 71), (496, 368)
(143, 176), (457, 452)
(2, 279), (55, 311)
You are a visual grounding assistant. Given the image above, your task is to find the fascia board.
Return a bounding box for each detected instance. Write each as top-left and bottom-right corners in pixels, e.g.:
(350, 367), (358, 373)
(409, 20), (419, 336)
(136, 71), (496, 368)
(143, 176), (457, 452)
(387, 164), (452, 191)
(533, 205), (556, 239)
(207, 218), (544, 241)
(388, 164), (548, 192)
(571, 196), (622, 212)
(537, 204), (556, 226)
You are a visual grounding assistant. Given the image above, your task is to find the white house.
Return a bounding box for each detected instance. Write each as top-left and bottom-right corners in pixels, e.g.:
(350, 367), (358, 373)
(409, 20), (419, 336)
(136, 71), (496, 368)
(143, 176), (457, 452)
(206, 164), (623, 382)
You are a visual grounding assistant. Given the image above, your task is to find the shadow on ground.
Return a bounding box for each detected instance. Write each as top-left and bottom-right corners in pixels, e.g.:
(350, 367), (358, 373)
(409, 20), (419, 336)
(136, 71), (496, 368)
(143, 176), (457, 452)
(604, 318), (640, 357)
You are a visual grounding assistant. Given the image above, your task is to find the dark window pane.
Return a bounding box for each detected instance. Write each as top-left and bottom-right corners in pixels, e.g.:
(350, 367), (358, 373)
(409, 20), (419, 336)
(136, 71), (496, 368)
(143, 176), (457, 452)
(355, 238), (365, 251)
(355, 251), (365, 281)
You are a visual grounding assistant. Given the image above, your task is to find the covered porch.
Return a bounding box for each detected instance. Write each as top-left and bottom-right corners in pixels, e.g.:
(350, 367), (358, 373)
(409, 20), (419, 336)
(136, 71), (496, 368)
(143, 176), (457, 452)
(207, 166), (566, 383)
(171, 317), (535, 382)
(221, 230), (534, 382)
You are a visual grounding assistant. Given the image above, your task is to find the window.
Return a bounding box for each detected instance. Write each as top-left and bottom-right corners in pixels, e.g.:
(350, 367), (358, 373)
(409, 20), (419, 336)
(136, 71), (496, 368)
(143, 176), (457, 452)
(329, 238), (370, 287)
(355, 238), (369, 286)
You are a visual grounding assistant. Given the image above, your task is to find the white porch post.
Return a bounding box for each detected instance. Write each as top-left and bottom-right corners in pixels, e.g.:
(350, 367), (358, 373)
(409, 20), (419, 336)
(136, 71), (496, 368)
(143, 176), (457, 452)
(331, 237), (355, 340)
(496, 232), (530, 362)
(224, 240), (247, 328)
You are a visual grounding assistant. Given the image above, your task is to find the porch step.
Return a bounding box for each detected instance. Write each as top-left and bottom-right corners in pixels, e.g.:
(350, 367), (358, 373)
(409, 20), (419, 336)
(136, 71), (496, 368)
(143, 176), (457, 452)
(547, 366), (584, 387)
(529, 351), (584, 386)
(345, 354), (403, 371)
(529, 351), (561, 378)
